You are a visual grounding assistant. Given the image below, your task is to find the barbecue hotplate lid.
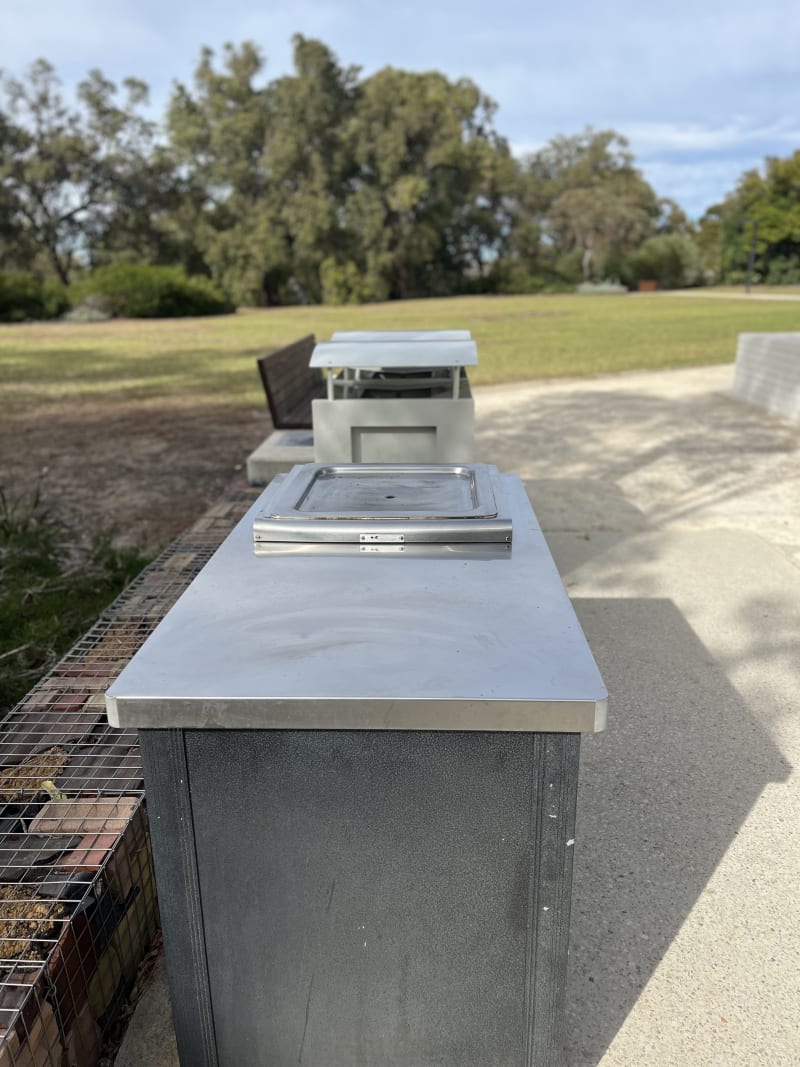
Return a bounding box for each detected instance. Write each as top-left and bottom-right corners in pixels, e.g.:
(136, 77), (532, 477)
(310, 338), (478, 369)
(252, 463), (512, 545)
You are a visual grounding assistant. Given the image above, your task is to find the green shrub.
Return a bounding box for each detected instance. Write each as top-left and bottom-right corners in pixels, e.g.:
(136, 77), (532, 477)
(627, 235), (704, 290)
(493, 266), (543, 294)
(320, 258), (365, 304)
(554, 249), (585, 285)
(0, 272), (44, 322)
(0, 272), (69, 322)
(41, 280), (70, 319)
(491, 262), (573, 295)
(319, 256), (398, 305)
(765, 255), (800, 285)
(75, 264), (234, 318)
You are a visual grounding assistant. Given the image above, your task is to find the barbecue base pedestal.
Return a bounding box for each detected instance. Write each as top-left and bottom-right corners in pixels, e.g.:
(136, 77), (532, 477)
(140, 728), (580, 1067)
(311, 397), (475, 463)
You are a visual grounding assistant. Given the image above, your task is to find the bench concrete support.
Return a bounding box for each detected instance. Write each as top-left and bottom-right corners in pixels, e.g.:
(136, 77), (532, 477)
(246, 429), (314, 485)
(732, 333), (800, 423)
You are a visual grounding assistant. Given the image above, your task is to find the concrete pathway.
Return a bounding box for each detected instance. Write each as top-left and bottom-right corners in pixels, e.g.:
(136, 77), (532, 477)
(643, 289), (800, 301)
(117, 363), (800, 1066)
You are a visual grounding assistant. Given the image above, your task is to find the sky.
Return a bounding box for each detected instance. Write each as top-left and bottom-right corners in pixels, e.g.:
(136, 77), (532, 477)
(1, 0), (799, 219)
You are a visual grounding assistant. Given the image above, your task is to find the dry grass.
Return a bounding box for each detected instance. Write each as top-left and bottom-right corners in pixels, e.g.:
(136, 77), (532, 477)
(0, 748), (69, 802)
(0, 886), (64, 962)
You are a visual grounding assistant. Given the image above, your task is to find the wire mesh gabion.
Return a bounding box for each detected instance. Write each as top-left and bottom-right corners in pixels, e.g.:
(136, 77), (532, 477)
(0, 484), (259, 1065)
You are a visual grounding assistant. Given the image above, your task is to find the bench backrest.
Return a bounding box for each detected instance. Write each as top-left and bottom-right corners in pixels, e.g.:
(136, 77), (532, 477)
(257, 334), (321, 430)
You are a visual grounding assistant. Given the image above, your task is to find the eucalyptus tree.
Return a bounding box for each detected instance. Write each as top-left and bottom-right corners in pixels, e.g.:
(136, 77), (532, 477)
(0, 106), (31, 269)
(166, 41), (283, 304)
(77, 70), (189, 270)
(519, 128), (660, 280)
(0, 60), (157, 283)
(261, 35), (360, 303)
(167, 36), (361, 304)
(700, 151), (800, 283)
(339, 68), (515, 301)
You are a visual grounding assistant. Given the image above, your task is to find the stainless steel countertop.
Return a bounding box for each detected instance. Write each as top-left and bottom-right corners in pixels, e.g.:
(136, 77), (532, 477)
(106, 475), (607, 732)
(310, 338), (478, 369)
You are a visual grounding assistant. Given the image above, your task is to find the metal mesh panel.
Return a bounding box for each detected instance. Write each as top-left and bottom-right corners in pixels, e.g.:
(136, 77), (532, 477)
(0, 483), (259, 1064)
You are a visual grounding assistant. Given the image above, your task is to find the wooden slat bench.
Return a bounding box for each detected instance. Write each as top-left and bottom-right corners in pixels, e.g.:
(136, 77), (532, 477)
(248, 335), (319, 483)
(257, 334), (324, 430)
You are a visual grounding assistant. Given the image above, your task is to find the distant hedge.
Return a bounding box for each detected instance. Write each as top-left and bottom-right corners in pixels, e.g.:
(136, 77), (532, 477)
(74, 265), (235, 318)
(0, 272), (69, 322)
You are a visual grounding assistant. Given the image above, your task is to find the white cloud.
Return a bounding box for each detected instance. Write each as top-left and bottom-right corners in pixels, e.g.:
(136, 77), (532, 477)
(621, 118), (800, 156)
(638, 159), (756, 216)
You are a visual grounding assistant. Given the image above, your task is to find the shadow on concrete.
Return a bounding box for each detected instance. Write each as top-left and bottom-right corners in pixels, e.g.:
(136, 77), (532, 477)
(476, 383), (800, 535)
(564, 594), (790, 1066)
(496, 457), (797, 1064)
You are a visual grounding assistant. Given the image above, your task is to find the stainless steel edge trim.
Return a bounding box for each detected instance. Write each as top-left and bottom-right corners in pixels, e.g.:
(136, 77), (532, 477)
(594, 697), (608, 732)
(252, 517), (512, 544)
(105, 694), (120, 727)
(109, 697), (602, 732)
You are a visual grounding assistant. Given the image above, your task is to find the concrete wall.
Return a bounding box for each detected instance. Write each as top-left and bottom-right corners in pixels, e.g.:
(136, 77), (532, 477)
(732, 333), (800, 423)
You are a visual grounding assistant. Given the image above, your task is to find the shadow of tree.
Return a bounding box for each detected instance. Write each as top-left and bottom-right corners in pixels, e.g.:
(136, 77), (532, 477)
(476, 379), (800, 563)
(566, 595), (790, 1065)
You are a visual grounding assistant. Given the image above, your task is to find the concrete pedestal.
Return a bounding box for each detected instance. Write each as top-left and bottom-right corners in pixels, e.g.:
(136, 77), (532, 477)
(311, 397), (475, 463)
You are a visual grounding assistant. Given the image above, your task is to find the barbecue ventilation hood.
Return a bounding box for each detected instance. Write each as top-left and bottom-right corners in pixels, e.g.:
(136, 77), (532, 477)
(252, 463), (512, 548)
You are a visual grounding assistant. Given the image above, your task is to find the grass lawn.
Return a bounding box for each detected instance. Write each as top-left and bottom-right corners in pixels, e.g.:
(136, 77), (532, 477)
(3, 291), (800, 412)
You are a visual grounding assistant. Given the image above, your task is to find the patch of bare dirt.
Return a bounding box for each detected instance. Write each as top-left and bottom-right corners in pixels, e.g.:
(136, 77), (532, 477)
(1, 397), (270, 553)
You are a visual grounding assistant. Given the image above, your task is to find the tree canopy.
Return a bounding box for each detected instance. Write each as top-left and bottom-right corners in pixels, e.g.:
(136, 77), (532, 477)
(0, 60), (159, 283)
(1, 38), (798, 305)
(517, 129), (661, 281)
(698, 151), (800, 285)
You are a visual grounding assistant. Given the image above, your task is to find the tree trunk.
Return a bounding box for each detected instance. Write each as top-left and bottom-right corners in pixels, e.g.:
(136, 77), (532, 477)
(262, 273), (282, 306)
(581, 236), (594, 281)
(48, 244), (70, 286)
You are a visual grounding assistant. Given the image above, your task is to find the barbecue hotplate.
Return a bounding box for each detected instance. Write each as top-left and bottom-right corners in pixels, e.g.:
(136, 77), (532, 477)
(252, 463), (512, 545)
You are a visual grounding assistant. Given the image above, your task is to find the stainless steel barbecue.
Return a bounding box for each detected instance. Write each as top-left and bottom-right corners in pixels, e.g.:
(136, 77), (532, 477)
(252, 463), (512, 546)
(105, 461), (607, 1067)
